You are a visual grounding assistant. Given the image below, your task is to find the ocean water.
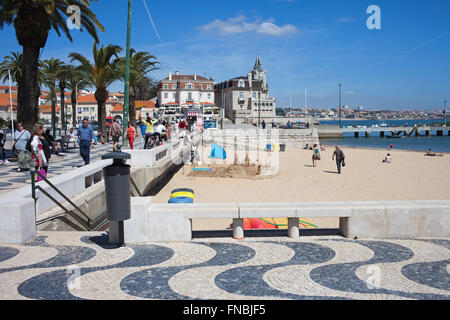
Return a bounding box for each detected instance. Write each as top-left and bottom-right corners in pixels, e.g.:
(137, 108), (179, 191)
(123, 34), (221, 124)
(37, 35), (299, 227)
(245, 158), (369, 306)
(321, 136), (450, 153)
(318, 119), (450, 153)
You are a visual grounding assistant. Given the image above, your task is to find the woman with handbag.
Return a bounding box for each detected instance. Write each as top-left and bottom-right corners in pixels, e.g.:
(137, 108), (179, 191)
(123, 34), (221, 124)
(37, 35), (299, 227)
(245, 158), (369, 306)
(11, 122), (31, 172)
(30, 123), (51, 180)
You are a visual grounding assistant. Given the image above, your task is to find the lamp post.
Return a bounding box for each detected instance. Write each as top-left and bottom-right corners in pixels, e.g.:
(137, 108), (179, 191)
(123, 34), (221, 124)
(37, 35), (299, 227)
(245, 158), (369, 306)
(8, 70), (14, 135)
(258, 90), (261, 127)
(122, 0), (132, 147)
(52, 91), (57, 137)
(339, 83), (342, 128)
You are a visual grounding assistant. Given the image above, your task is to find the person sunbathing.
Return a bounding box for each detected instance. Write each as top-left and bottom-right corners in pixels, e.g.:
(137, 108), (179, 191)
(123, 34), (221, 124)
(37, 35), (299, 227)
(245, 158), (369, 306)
(426, 149), (443, 157)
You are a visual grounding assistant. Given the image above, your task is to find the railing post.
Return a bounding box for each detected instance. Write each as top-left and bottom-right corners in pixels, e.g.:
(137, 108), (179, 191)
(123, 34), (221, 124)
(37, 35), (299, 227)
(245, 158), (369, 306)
(30, 167), (37, 221)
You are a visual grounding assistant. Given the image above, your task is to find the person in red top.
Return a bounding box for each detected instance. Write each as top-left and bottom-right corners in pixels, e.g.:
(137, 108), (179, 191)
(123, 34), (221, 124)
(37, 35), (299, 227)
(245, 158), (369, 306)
(126, 122), (136, 149)
(178, 119), (187, 139)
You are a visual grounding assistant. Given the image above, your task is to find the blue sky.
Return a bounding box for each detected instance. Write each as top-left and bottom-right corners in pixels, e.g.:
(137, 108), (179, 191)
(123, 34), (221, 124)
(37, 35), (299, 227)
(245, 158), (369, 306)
(1, 0), (450, 110)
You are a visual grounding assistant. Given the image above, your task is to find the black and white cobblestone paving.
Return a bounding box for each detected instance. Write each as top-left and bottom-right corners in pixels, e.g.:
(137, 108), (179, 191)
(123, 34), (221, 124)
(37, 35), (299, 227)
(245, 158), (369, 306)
(0, 232), (448, 300)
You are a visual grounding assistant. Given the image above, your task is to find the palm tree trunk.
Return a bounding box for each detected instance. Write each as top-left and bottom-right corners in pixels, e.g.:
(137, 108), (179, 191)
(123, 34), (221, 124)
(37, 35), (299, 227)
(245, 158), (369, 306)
(19, 45), (40, 132)
(34, 84), (40, 123)
(60, 83), (66, 134)
(71, 92), (77, 126)
(95, 88), (108, 139)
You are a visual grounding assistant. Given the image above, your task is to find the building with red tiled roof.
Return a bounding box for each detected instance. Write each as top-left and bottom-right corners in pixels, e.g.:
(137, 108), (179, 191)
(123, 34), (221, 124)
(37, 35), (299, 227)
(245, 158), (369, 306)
(38, 105), (61, 124)
(0, 85), (18, 94)
(157, 71), (218, 122)
(135, 100), (156, 119)
(0, 93), (17, 120)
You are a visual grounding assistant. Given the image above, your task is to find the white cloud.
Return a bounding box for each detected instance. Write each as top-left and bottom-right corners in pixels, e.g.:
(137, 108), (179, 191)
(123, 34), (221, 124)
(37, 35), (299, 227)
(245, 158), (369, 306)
(197, 16), (299, 36)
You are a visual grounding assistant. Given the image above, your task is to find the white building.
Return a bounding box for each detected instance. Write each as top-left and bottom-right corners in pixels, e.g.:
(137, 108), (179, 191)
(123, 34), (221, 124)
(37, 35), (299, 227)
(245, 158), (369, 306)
(157, 72), (219, 122)
(215, 56), (277, 124)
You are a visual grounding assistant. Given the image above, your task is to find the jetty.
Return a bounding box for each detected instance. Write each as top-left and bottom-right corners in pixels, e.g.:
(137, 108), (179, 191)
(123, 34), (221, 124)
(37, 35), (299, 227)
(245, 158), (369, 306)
(317, 125), (450, 139)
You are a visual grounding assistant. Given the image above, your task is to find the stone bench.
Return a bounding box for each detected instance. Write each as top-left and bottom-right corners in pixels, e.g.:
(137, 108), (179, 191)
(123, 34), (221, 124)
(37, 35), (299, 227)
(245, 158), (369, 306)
(123, 199), (450, 243)
(123, 200), (450, 243)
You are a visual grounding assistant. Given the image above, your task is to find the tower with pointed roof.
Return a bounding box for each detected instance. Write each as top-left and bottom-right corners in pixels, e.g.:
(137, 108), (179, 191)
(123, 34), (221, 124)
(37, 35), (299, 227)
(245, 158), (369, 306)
(214, 55), (276, 124)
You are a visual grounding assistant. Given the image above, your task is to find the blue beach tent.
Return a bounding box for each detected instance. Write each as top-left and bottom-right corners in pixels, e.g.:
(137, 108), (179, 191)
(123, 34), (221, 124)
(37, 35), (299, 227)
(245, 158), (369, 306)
(210, 143), (227, 159)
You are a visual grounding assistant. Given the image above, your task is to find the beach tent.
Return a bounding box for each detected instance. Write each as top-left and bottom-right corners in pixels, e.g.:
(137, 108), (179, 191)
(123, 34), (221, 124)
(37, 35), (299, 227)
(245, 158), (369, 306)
(210, 143), (227, 159)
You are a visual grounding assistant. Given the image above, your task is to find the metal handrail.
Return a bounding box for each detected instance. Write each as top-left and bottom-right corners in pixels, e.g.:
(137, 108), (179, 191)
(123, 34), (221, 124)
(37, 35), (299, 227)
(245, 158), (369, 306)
(31, 170), (109, 231)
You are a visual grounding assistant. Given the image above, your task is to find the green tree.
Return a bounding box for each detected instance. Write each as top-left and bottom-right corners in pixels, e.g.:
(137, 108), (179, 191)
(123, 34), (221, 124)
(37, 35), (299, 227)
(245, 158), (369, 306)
(116, 49), (159, 126)
(0, 0), (104, 132)
(0, 52), (23, 121)
(66, 66), (90, 126)
(40, 57), (65, 135)
(69, 43), (122, 137)
(57, 64), (72, 133)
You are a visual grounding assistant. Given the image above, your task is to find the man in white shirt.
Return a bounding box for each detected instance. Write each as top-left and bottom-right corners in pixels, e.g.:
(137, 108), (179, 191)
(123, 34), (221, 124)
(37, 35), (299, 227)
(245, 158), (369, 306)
(154, 121), (167, 141)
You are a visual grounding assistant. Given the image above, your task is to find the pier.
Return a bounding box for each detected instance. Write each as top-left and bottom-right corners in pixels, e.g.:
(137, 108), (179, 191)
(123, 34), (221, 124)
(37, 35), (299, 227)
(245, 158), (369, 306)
(317, 125), (450, 139)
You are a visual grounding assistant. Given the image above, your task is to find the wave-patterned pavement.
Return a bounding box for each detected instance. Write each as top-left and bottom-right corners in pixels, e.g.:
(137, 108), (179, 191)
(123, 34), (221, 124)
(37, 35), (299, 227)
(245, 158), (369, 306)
(0, 232), (448, 300)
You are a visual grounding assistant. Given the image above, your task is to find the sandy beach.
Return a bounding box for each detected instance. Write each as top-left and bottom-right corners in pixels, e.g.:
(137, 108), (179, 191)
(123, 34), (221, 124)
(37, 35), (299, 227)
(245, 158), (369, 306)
(152, 145), (450, 230)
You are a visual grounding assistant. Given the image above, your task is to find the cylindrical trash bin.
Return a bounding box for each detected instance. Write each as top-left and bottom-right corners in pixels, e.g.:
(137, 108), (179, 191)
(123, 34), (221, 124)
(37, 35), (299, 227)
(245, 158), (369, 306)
(280, 144), (286, 152)
(102, 152), (131, 246)
(104, 165), (131, 221)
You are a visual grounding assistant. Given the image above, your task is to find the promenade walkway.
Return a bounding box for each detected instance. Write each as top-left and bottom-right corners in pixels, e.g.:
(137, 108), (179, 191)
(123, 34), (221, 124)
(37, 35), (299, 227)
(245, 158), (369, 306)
(0, 231), (448, 300)
(0, 138), (144, 195)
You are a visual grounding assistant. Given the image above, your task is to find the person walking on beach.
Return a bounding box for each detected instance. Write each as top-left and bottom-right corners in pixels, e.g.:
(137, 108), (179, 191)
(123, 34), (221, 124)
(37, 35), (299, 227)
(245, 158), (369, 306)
(109, 118), (123, 152)
(312, 144), (321, 167)
(126, 122), (136, 150)
(11, 122), (31, 172)
(332, 146), (345, 174)
(76, 119), (95, 166)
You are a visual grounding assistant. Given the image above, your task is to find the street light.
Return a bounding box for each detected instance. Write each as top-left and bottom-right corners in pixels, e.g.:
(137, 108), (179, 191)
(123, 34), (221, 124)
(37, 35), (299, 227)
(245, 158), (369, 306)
(258, 90), (261, 127)
(8, 70), (14, 135)
(122, 0), (132, 147)
(339, 83), (342, 128)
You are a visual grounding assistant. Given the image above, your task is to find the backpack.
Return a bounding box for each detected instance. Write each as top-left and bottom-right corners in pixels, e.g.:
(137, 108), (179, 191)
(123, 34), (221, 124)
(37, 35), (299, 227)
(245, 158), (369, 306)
(26, 135), (51, 161)
(25, 135), (34, 152)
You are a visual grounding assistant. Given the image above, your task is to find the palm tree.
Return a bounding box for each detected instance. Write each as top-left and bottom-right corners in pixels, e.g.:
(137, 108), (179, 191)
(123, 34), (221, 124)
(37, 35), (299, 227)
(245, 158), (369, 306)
(0, 52), (23, 119)
(0, 0), (104, 131)
(57, 64), (72, 133)
(0, 51), (23, 83)
(40, 58), (65, 136)
(69, 43), (122, 138)
(115, 49), (159, 126)
(66, 66), (90, 126)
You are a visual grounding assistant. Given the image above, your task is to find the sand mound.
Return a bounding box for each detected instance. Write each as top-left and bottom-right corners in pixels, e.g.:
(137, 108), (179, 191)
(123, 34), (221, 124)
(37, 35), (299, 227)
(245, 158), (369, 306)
(188, 164), (259, 179)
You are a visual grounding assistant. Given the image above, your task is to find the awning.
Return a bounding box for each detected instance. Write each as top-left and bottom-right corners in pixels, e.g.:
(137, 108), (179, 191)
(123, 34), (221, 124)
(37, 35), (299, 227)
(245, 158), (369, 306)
(187, 112), (202, 117)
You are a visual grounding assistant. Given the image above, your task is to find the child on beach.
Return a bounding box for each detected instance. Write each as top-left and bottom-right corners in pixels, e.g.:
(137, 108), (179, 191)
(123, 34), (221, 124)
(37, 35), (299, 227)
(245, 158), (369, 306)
(382, 153), (391, 163)
(312, 144), (321, 167)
